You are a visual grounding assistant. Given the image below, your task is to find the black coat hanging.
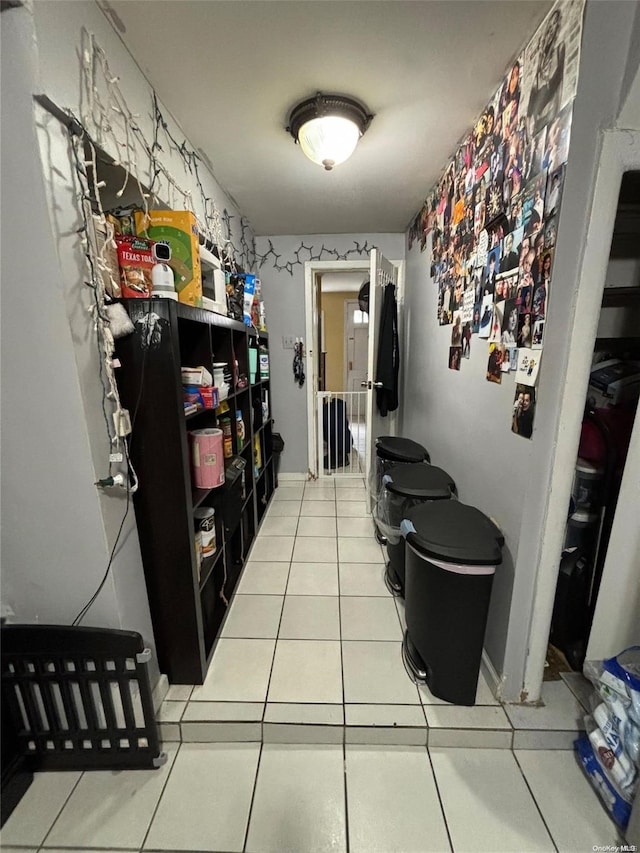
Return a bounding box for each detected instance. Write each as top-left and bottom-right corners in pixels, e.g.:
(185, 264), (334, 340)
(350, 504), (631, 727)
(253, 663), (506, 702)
(376, 283), (399, 416)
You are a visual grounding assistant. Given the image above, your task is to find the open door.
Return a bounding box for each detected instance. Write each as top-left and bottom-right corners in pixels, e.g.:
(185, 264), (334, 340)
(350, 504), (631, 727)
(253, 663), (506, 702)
(364, 249), (398, 502)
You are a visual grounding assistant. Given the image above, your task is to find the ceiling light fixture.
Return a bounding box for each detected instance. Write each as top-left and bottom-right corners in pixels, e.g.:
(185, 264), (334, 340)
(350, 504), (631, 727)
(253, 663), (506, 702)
(286, 92), (373, 171)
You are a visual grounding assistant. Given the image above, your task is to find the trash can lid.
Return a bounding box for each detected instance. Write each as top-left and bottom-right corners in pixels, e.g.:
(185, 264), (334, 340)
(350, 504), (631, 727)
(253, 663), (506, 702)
(375, 435), (430, 463)
(383, 463), (455, 499)
(402, 501), (504, 566)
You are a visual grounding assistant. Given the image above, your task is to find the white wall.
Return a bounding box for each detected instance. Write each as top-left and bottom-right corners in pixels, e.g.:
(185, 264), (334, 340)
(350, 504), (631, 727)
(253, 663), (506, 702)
(401, 0), (640, 700)
(1, 0), (258, 687)
(256, 234), (405, 473)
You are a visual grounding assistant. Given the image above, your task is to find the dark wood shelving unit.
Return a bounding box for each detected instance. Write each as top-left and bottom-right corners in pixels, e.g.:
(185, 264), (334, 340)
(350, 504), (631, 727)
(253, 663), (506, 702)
(115, 299), (276, 684)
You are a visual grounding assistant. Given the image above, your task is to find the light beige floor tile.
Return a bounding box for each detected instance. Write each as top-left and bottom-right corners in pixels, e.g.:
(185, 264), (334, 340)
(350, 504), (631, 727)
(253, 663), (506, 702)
(336, 487), (367, 501)
(268, 640), (343, 703)
(265, 703), (344, 725)
(345, 704), (426, 727)
(245, 745), (346, 853)
(300, 500), (337, 517)
(342, 641), (421, 704)
(286, 562), (339, 595)
(338, 537), (384, 563)
(220, 594), (284, 639)
(340, 596), (403, 641)
(296, 516), (337, 537)
(339, 563), (389, 596)
(262, 723), (344, 744)
(345, 727), (428, 746)
(258, 515), (299, 536)
(180, 721), (262, 742)
(191, 639), (275, 702)
(428, 729), (513, 748)
(272, 485), (305, 501)
(302, 486), (335, 501)
(503, 680), (584, 730)
(336, 477), (365, 488)
(292, 536), (338, 563)
(345, 746), (450, 853)
(236, 561), (290, 595)
(337, 500), (371, 517)
(515, 749), (619, 852)
(337, 517), (375, 538)
(182, 701), (264, 722)
(157, 700), (186, 722)
(165, 684), (193, 701)
(279, 595), (340, 640)
(144, 743), (260, 851)
(265, 500), (301, 517)
(44, 745), (178, 850)
(249, 536), (295, 562)
(424, 704), (511, 729)
(430, 748), (555, 852)
(1, 771), (82, 847)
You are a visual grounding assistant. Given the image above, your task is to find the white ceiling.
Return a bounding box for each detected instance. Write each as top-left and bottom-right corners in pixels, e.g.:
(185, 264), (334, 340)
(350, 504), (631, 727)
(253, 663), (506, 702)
(102, 0), (552, 236)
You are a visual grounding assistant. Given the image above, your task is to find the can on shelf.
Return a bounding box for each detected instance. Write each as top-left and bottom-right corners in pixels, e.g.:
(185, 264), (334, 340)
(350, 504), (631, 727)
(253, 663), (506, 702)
(194, 507), (216, 558)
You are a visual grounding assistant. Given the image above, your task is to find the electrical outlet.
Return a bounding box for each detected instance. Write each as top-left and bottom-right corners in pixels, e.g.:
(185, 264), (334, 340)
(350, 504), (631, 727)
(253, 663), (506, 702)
(282, 336), (295, 349)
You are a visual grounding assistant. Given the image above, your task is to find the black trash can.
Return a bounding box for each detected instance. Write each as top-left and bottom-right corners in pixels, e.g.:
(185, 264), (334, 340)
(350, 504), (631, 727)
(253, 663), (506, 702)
(272, 433), (284, 487)
(376, 463), (457, 597)
(401, 501), (504, 705)
(372, 436), (430, 542)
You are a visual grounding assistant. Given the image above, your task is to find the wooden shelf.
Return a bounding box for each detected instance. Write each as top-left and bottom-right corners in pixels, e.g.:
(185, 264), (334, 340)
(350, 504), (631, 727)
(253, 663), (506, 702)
(115, 298), (276, 684)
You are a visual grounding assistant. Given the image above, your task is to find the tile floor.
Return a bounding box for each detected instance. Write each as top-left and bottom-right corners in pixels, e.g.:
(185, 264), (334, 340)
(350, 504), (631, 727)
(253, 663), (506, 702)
(1, 743), (620, 852)
(3, 476), (616, 852)
(157, 475), (588, 748)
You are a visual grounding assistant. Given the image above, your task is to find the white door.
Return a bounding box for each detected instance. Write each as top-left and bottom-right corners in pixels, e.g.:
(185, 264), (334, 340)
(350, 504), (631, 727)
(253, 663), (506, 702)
(345, 300), (369, 392)
(365, 249), (398, 497)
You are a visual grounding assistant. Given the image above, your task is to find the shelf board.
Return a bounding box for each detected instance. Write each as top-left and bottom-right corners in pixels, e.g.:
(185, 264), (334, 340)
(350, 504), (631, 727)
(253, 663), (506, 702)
(175, 301), (246, 331)
(185, 406), (214, 421)
(199, 548), (224, 591)
(601, 287), (640, 307)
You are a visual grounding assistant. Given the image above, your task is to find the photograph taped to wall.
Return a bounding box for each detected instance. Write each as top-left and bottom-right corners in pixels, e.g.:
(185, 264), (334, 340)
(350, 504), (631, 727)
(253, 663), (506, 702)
(544, 105), (572, 173)
(478, 293), (493, 338)
(501, 298), (519, 345)
(499, 270), (520, 302)
(472, 303), (481, 334)
(449, 346), (462, 371)
(451, 312), (463, 346)
(462, 322), (472, 359)
(522, 172), (547, 238)
(511, 383), (536, 439)
(532, 316), (545, 349)
(521, 0), (585, 137)
(544, 214), (558, 249)
(486, 343), (504, 384)
(517, 311), (533, 348)
(506, 345), (518, 372)
(545, 165), (566, 215)
(461, 287), (475, 324)
(501, 227), (522, 272)
(515, 348), (541, 385)
(489, 300), (504, 344)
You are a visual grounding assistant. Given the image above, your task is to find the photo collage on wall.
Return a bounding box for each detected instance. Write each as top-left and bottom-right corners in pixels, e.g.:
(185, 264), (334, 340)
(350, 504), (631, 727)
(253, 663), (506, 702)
(408, 0), (585, 438)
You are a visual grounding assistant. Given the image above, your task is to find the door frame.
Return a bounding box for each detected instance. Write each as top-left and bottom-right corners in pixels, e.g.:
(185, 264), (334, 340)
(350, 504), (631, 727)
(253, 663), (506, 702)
(522, 128), (640, 701)
(304, 258), (404, 479)
(343, 298), (368, 391)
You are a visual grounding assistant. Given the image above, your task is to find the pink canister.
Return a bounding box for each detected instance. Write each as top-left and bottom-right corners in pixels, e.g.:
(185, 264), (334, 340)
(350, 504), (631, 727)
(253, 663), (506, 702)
(190, 428), (225, 489)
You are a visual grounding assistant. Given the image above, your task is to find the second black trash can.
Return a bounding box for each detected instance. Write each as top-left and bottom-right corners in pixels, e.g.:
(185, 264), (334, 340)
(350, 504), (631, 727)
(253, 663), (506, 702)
(372, 436), (430, 542)
(401, 501), (504, 706)
(376, 463), (457, 597)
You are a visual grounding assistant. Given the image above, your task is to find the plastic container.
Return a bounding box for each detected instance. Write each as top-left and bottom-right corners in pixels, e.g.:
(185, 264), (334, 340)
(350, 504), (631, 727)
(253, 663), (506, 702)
(249, 347), (258, 384)
(259, 344), (269, 380)
(401, 500), (504, 705)
(236, 411), (245, 449)
(372, 436), (430, 533)
(377, 463), (456, 596)
(194, 507), (216, 558)
(221, 419), (233, 459)
(190, 428), (224, 489)
(572, 458), (604, 511)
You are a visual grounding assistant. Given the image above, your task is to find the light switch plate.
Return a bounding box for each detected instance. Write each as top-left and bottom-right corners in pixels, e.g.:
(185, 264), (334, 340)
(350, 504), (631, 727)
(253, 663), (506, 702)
(282, 336), (296, 349)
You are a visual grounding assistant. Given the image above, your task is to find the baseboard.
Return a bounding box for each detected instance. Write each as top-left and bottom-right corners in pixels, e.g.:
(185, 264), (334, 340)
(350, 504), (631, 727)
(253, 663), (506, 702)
(481, 649), (503, 703)
(152, 673), (170, 714)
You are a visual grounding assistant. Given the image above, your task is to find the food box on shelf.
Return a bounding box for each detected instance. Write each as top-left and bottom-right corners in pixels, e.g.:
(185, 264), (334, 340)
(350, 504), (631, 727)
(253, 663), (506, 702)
(135, 210), (202, 307)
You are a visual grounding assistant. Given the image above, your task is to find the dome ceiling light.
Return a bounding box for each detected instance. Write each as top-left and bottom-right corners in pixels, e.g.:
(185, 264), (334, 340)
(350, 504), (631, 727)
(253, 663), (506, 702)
(286, 92), (373, 171)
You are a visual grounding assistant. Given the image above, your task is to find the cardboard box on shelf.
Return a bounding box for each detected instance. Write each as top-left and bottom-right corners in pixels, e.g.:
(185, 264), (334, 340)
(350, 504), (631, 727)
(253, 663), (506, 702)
(135, 210), (202, 307)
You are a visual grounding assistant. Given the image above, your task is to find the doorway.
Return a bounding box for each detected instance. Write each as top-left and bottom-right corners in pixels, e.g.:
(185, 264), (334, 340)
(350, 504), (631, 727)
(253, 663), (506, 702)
(522, 132), (640, 703)
(304, 256), (404, 487)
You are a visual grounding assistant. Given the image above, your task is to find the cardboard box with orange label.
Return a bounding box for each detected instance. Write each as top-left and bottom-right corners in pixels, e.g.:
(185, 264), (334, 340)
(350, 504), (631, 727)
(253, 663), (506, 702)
(135, 210), (202, 307)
